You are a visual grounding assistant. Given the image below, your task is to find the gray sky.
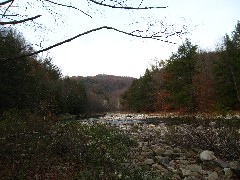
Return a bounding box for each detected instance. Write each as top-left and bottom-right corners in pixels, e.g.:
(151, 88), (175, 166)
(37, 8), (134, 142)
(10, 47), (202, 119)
(3, 0), (240, 78)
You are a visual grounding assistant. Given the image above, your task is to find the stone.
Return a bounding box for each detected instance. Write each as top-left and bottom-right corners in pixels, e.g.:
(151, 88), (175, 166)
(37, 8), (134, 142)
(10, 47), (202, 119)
(137, 155), (145, 161)
(214, 158), (229, 168)
(153, 147), (165, 155)
(224, 168), (233, 179)
(155, 156), (169, 166)
(151, 163), (163, 170)
(173, 147), (181, 153)
(187, 164), (202, 173)
(163, 149), (174, 157)
(121, 163), (130, 168)
(208, 172), (218, 180)
(199, 150), (217, 161)
(144, 159), (154, 166)
(180, 168), (191, 177)
(229, 161), (240, 170)
(180, 159), (189, 165)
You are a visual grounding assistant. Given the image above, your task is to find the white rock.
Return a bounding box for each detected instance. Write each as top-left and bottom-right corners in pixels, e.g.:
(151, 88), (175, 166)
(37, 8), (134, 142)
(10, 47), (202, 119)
(199, 150), (217, 161)
(224, 168), (233, 179)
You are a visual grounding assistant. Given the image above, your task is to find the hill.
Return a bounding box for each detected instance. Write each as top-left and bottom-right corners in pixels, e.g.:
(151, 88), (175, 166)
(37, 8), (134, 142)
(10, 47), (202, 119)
(71, 74), (134, 112)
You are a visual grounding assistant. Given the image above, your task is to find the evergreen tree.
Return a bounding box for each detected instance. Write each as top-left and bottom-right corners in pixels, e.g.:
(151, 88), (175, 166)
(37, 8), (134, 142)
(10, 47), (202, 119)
(121, 69), (156, 112)
(214, 21), (240, 110)
(165, 39), (197, 111)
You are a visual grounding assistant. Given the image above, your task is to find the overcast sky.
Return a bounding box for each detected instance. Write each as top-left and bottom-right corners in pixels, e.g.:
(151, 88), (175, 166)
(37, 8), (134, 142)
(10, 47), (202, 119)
(8, 0), (240, 78)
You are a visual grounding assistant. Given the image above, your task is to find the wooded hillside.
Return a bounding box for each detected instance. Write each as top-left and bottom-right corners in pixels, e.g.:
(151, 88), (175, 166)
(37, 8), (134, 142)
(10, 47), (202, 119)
(72, 75), (134, 112)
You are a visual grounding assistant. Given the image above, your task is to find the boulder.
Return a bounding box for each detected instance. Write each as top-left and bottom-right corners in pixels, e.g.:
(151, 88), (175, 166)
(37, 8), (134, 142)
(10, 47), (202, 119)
(199, 150), (217, 161)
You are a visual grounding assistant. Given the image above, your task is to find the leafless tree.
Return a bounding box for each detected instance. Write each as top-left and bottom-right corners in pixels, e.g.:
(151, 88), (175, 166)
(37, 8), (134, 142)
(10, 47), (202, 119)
(0, 0), (188, 58)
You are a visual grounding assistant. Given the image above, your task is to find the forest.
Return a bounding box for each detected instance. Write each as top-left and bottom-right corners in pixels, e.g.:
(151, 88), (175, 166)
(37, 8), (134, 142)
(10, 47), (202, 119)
(0, 27), (88, 116)
(121, 21), (240, 114)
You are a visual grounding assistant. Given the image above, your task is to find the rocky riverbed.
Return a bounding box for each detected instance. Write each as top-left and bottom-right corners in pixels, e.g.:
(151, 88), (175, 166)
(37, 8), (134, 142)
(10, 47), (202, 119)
(80, 113), (240, 179)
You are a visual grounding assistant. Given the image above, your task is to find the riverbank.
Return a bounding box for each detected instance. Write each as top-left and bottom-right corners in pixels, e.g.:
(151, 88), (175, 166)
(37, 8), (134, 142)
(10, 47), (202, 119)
(82, 113), (240, 179)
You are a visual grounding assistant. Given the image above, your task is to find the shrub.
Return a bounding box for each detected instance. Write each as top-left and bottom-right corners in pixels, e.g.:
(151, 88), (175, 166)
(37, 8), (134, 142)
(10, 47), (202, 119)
(1, 110), (159, 179)
(165, 117), (240, 161)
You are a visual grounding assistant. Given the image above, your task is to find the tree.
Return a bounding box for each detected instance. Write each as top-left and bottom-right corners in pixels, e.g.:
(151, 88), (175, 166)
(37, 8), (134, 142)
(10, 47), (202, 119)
(0, 27), (88, 114)
(0, 0), (187, 58)
(165, 39), (197, 111)
(121, 68), (156, 112)
(59, 77), (87, 114)
(0, 28), (33, 110)
(214, 21), (240, 110)
(193, 51), (218, 112)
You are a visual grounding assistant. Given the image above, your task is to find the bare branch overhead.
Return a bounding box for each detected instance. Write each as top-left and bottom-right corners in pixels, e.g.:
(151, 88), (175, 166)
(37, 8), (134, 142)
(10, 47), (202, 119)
(0, 0), (13, 6)
(44, 0), (92, 18)
(0, 15), (41, 25)
(88, 0), (167, 9)
(10, 25), (179, 60)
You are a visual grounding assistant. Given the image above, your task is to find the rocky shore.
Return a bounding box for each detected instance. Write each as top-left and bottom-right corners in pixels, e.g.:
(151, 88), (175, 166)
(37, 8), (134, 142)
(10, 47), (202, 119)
(82, 113), (240, 179)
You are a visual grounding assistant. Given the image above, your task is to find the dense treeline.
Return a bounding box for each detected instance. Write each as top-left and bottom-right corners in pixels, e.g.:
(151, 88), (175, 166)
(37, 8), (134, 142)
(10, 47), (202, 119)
(121, 21), (240, 113)
(0, 28), (87, 115)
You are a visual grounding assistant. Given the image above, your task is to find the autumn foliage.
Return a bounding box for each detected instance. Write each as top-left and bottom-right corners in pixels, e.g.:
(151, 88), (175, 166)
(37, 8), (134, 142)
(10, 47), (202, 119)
(121, 21), (240, 113)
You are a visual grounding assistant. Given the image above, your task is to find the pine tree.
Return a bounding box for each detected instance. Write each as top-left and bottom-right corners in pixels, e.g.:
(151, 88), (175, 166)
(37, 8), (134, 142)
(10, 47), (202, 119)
(165, 39), (198, 111)
(214, 21), (240, 110)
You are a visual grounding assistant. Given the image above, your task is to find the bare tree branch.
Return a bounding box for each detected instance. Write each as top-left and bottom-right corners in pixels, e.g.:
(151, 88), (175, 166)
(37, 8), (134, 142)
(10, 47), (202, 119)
(2, 0), (14, 17)
(0, 0), (13, 6)
(0, 14), (17, 16)
(43, 0), (92, 18)
(9, 26), (178, 60)
(0, 15), (41, 25)
(89, 0), (167, 9)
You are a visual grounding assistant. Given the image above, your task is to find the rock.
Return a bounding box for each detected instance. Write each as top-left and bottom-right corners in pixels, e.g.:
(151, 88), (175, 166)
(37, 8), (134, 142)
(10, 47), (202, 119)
(173, 147), (181, 153)
(189, 172), (202, 179)
(180, 159), (189, 165)
(214, 158), (229, 168)
(151, 163), (163, 170)
(137, 155), (145, 161)
(199, 150), (217, 161)
(153, 147), (165, 156)
(229, 161), (240, 179)
(121, 162), (130, 168)
(163, 149), (174, 157)
(187, 164), (202, 173)
(180, 168), (191, 177)
(155, 156), (169, 167)
(208, 172), (218, 180)
(144, 159), (155, 166)
(229, 161), (240, 170)
(224, 168), (233, 179)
